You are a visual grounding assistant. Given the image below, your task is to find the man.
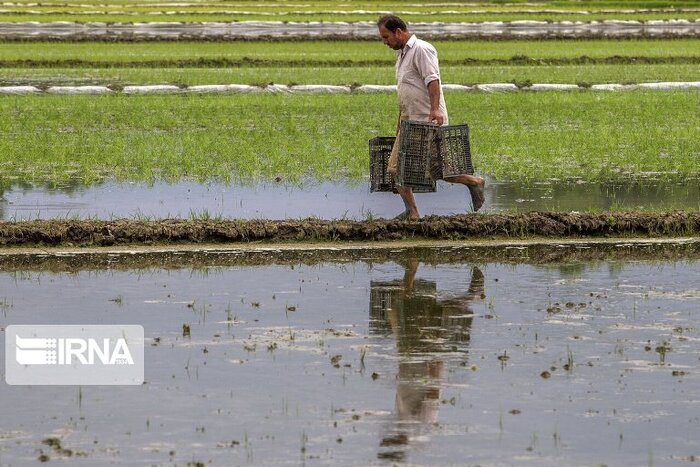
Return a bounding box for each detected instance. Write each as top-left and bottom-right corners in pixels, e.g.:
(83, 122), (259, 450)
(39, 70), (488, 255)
(377, 15), (485, 220)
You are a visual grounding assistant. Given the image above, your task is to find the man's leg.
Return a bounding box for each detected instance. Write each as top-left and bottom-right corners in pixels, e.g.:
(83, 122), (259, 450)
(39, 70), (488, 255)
(443, 174), (485, 212)
(396, 186), (419, 220)
(388, 127), (420, 220)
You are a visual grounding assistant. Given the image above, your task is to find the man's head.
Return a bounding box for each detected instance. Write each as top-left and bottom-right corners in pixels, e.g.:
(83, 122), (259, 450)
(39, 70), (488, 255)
(377, 15), (410, 50)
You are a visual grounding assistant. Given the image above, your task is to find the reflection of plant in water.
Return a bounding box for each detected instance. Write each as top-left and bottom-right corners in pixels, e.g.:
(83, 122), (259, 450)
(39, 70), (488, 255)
(108, 294), (123, 306)
(655, 340), (671, 363)
(300, 430), (308, 461)
(498, 350), (510, 368)
(557, 263), (587, 278)
(0, 296), (13, 316)
(564, 346), (574, 372)
(526, 432), (539, 453)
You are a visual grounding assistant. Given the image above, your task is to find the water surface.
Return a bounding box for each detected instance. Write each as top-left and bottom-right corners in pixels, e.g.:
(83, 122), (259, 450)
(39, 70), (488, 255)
(2, 178), (698, 221)
(0, 246), (698, 465)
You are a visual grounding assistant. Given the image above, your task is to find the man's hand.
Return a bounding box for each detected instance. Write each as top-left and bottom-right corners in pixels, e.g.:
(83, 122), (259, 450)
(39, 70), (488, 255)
(429, 108), (445, 126)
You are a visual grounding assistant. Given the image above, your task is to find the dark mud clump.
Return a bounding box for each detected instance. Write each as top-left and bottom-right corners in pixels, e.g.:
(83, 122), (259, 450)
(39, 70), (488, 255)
(0, 211), (698, 248)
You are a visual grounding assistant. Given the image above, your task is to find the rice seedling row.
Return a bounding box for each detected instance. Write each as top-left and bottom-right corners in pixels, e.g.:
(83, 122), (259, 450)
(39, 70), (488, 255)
(2, 39), (699, 63)
(2, 64), (699, 88)
(4, 37), (699, 86)
(0, 91), (697, 185)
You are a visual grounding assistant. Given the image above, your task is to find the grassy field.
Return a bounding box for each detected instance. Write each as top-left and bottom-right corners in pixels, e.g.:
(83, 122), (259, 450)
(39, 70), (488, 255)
(0, 91), (697, 185)
(2, 64), (699, 87)
(1, 2), (697, 196)
(3, 39), (699, 63)
(2, 38), (698, 87)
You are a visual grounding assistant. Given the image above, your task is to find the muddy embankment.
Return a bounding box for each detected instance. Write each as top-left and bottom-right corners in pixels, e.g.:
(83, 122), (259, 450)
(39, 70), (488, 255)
(2, 239), (700, 273)
(0, 212), (698, 249)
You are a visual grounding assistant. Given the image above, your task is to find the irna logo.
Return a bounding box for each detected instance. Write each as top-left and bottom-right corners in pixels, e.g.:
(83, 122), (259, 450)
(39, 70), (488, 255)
(5, 325), (144, 385)
(15, 335), (135, 366)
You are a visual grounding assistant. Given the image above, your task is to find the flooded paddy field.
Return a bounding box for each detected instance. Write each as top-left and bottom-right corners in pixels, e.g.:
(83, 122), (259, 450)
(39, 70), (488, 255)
(2, 178), (699, 221)
(0, 243), (699, 465)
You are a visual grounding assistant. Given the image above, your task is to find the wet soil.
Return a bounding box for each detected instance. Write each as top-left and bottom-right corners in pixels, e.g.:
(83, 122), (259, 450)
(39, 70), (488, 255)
(0, 211), (698, 248)
(1, 238), (698, 272)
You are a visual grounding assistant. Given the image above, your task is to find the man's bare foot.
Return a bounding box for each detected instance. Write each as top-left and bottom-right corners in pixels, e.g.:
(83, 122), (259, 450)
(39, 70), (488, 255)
(468, 179), (486, 212)
(393, 210), (420, 221)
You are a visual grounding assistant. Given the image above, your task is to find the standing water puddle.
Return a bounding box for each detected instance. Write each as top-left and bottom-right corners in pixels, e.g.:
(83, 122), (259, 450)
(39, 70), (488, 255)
(0, 244), (698, 465)
(2, 178), (698, 220)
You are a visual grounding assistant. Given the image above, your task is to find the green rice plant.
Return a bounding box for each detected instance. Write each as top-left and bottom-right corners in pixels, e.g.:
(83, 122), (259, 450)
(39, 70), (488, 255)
(2, 39), (699, 64)
(459, 90), (700, 182)
(188, 209), (222, 221)
(1, 64), (698, 87)
(0, 91), (697, 185)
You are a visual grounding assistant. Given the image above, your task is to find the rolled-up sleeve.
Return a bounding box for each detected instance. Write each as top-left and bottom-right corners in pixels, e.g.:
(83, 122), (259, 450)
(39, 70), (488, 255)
(414, 45), (441, 87)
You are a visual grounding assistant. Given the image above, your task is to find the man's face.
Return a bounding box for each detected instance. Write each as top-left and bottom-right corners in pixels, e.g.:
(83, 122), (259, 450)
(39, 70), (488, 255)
(378, 25), (403, 50)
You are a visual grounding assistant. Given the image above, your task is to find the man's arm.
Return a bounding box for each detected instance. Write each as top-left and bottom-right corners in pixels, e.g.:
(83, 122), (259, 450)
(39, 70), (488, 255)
(427, 79), (444, 125)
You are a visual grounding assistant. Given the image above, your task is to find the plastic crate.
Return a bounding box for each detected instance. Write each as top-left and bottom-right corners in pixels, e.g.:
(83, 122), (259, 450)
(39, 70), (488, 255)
(396, 121), (439, 192)
(396, 120), (474, 186)
(369, 136), (395, 193)
(435, 123), (474, 179)
(369, 136), (436, 193)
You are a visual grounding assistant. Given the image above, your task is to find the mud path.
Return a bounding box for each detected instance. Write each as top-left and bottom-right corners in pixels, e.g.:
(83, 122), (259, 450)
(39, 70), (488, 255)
(0, 211), (698, 249)
(1, 237), (699, 272)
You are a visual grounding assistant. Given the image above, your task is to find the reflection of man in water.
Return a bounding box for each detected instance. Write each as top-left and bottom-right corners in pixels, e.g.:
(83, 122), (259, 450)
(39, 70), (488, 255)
(369, 259), (485, 461)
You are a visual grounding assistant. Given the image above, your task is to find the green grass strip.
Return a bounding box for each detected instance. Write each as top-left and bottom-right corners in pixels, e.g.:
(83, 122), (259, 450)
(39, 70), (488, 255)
(0, 91), (698, 185)
(1, 64), (699, 87)
(2, 39), (699, 62)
